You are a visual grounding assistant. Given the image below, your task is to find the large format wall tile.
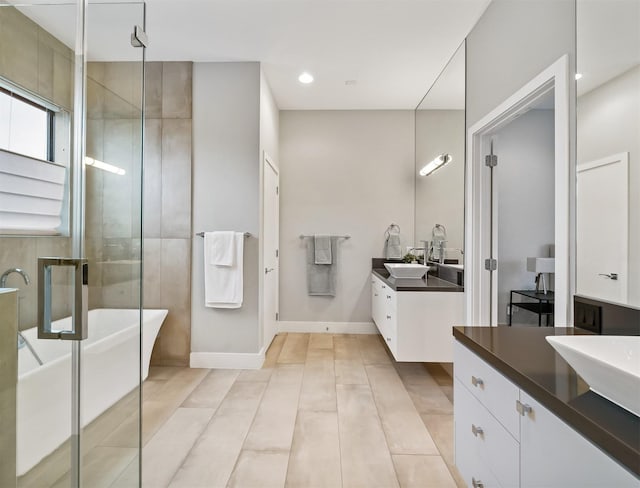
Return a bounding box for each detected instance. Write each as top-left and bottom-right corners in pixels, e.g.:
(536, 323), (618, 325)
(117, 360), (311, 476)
(161, 119), (192, 239)
(162, 62), (192, 119)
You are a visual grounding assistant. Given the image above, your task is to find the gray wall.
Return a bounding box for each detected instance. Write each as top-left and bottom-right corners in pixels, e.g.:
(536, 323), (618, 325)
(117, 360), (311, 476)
(415, 110), (465, 259)
(577, 65), (640, 305)
(495, 110), (555, 325)
(191, 62), (261, 354)
(279, 110), (415, 323)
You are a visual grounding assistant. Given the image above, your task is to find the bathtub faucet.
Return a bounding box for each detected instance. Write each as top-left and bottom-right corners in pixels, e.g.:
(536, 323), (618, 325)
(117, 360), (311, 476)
(1, 268), (31, 288)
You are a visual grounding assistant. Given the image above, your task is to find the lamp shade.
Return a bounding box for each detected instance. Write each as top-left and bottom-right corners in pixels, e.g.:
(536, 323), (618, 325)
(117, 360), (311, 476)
(526, 257), (555, 273)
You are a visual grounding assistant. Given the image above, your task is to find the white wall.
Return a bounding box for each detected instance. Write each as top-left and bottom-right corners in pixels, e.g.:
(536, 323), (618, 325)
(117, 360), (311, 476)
(577, 65), (640, 305)
(415, 110), (465, 259)
(191, 62), (261, 354)
(279, 110), (415, 323)
(495, 109), (555, 325)
(466, 0), (576, 128)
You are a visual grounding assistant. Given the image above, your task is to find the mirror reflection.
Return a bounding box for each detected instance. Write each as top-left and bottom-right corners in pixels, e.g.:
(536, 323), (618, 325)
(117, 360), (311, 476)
(576, 0), (640, 306)
(414, 41), (465, 266)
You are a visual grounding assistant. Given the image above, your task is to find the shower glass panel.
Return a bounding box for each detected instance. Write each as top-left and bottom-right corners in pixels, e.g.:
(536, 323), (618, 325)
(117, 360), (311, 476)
(0, 1), (145, 486)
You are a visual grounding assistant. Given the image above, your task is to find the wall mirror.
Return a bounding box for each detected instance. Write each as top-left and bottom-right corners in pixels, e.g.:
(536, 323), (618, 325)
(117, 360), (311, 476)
(576, 0), (639, 307)
(414, 41), (465, 265)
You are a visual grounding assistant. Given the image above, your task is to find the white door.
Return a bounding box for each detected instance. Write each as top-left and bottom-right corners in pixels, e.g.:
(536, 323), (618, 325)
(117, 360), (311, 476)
(577, 153), (628, 303)
(263, 153), (280, 349)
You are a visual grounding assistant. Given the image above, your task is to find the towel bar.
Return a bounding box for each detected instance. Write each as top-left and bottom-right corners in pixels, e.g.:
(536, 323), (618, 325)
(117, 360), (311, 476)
(196, 232), (252, 238)
(299, 234), (350, 240)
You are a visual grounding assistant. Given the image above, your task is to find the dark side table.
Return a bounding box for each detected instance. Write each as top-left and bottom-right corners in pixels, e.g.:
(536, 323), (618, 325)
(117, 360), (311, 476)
(509, 289), (555, 327)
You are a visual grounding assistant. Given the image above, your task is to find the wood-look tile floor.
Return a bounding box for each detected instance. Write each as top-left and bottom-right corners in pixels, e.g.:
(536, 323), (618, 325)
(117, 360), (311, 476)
(19, 333), (463, 488)
(142, 333), (463, 488)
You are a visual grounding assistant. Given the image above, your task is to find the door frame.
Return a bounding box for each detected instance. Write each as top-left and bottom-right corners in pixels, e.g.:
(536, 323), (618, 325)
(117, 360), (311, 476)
(260, 151), (280, 351)
(464, 55), (572, 327)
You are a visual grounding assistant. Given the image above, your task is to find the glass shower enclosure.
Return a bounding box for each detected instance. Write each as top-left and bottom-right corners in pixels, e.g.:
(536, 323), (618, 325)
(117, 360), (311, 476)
(0, 1), (146, 486)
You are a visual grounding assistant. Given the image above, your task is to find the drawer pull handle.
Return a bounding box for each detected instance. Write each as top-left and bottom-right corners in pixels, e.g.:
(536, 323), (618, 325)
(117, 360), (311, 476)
(472, 478), (484, 488)
(386, 295), (391, 299)
(386, 315), (391, 319)
(471, 376), (484, 387)
(516, 400), (533, 416)
(374, 293), (378, 297)
(471, 424), (484, 437)
(382, 285), (386, 289)
(386, 337), (391, 342)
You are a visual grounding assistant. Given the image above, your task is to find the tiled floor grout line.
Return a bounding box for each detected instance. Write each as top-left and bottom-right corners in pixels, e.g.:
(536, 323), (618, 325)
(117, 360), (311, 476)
(332, 339), (345, 488)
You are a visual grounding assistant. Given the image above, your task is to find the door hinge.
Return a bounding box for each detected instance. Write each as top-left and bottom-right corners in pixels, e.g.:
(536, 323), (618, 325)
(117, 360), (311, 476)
(130, 25), (148, 48)
(275, 312), (279, 321)
(484, 258), (497, 271)
(276, 249), (279, 258)
(276, 186), (279, 195)
(485, 154), (498, 167)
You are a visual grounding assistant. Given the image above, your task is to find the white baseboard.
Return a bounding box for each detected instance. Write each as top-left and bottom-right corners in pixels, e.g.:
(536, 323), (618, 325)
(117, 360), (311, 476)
(190, 347), (266, 370)
(277, 321), (378, 334)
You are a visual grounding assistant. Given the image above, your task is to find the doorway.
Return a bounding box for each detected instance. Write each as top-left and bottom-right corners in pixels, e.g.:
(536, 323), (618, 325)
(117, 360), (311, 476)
(465, 56), (572, 327)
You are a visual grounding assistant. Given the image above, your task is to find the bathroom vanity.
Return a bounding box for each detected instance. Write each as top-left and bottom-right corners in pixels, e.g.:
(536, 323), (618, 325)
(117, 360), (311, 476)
(453, 326), (639, 487)
(371, 259), (463, 362)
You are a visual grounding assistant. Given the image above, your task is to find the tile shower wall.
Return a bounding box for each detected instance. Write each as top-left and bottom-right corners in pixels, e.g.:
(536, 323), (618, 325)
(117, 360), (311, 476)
(144, 62), (193, 366)
(0, 6), (74, 329)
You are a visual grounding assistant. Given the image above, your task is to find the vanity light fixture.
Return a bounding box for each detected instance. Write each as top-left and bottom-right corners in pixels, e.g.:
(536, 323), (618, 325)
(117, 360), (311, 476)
(575, 73), (583, 80)
(84, 157), (126, 176)
(419, 153), (452, 176)
(298, 72), (314, 84)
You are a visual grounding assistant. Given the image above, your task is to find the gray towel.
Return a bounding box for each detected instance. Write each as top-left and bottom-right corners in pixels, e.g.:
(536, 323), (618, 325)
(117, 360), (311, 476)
(314, 235), (332, 264)
(386, 234), (402, 259)
(306, 237), (338, 296)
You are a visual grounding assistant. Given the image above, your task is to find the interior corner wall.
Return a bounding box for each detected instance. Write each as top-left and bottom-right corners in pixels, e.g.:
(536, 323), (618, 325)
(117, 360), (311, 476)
(260, 69), (280, 164)
(577, 66), (640, 305)
(191, 62), (261, 354)
(279, 110), (415, 324)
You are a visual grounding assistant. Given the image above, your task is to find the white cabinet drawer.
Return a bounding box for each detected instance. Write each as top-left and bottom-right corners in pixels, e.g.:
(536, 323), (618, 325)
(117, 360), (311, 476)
(454, 341), (520, 440)
(455, 378), (519, 488)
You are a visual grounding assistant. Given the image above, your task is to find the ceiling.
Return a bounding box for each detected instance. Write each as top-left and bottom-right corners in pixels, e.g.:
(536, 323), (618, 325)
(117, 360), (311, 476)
(16, 0), (491, 110)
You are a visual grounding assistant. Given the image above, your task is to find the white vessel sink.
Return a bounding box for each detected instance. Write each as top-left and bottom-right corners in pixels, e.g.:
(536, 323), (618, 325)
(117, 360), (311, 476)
(546, 335), (640, 416)
(384, 263), (429, 279)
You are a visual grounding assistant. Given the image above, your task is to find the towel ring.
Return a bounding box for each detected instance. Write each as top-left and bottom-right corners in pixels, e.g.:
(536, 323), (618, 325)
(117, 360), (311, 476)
(385, 223), (400, 239)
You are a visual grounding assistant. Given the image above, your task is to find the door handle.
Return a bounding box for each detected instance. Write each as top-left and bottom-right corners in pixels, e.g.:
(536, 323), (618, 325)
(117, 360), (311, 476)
(265, 267), (275, 274)
(598, 273), (618, 280)
(38, 257), (88, 340)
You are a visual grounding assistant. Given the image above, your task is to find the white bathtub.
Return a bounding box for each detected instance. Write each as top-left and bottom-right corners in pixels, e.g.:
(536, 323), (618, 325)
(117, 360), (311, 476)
(16, 308), (168, 476)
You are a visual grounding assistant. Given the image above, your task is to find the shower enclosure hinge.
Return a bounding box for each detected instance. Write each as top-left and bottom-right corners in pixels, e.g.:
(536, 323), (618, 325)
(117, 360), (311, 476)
(131, 25), (148, 48)
(484, 258), (497, 271)
(485, 154), (498, 167)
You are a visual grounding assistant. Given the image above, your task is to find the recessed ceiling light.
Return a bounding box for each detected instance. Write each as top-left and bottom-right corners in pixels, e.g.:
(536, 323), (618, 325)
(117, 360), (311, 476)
(298, 72), (314, 84)
(575, 73), (583, 80)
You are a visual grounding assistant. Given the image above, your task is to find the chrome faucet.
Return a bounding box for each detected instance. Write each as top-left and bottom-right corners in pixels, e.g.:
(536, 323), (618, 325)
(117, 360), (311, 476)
(1, 268), (31, 288)
(406, 247), (427, 265)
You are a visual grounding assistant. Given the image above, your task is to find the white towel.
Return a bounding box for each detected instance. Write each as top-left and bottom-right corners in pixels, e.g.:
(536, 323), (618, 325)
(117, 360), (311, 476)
(206, 231), (236, 266)
(204, 231), (244, 308)
(314, 235), (332, 264)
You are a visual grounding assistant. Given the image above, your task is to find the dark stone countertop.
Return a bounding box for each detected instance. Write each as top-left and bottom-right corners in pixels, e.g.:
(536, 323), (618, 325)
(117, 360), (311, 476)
(453, 326), (640, 477)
